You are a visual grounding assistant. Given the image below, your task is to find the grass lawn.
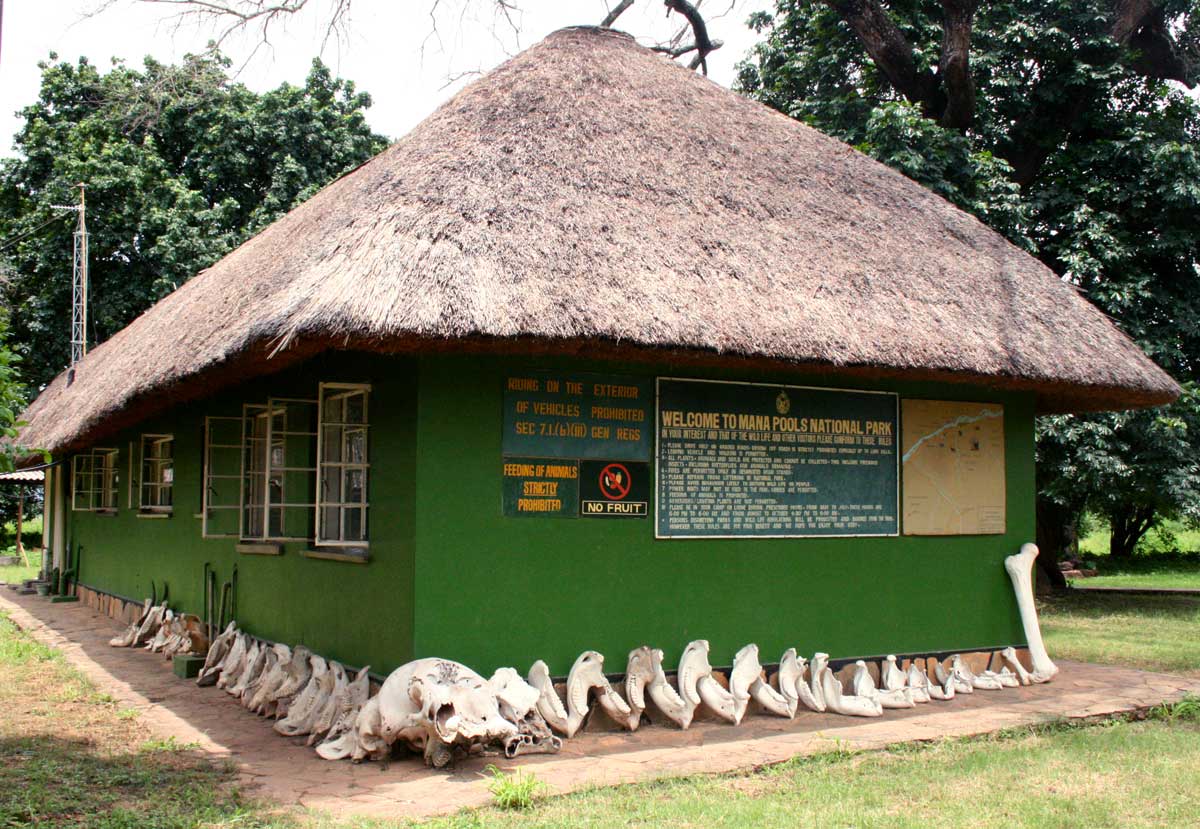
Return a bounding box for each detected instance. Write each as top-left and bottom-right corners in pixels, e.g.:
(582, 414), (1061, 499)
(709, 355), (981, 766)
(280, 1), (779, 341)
(2, 593), (1199, 828)
(0, 557), (43, 586)
(1039, 590), (1200, 677)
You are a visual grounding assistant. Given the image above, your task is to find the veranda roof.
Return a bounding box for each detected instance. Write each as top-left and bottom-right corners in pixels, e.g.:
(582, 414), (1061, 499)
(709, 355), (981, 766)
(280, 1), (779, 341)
(14, 26), (1179, 455)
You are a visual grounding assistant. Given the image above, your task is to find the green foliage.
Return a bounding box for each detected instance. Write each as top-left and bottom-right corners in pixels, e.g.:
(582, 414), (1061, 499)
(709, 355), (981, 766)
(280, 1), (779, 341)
(739, 1), (1200, 558)
(486, 765), (546, 810)
(0, 52), (388, 391)
(0, 310), (29, 472)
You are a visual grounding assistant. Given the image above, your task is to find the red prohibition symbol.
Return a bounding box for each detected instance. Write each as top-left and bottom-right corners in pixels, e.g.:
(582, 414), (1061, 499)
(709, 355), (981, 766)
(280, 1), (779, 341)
(599, 463), (631, 500)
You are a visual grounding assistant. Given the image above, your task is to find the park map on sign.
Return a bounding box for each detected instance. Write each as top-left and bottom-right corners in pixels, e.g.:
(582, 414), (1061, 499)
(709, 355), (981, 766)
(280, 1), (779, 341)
(901, 400), (1006, 535)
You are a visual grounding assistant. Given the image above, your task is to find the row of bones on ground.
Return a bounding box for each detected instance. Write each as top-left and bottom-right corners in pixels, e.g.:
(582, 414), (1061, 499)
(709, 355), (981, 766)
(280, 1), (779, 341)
(108, 543), (1057, 768)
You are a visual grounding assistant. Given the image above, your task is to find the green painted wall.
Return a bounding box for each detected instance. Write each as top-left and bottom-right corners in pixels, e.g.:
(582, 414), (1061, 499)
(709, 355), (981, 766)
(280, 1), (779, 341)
(64, 349), (1034, 679)
(67, 353), (417, 674)
(413, 354), (1034, 676)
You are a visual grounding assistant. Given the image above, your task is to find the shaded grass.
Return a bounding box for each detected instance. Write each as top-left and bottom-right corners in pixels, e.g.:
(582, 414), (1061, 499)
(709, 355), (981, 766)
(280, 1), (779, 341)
(1040, 590), (1200, 676)
(0, 560), (41, 585)
(0, 610), (269, 828)
(1073, 558), (1200, 590)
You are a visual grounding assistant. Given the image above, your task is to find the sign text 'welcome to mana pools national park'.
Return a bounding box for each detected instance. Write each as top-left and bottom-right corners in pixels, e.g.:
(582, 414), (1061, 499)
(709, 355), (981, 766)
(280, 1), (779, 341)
(656, 379), (899, 538)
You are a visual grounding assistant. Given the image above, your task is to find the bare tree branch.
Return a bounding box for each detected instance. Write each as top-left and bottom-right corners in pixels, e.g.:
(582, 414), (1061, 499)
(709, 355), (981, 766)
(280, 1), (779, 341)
(600, 0), (635, 28)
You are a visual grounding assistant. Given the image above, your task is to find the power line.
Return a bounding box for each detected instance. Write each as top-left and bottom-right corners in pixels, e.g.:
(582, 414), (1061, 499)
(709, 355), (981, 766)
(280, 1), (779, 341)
(0, 214), (65, 254)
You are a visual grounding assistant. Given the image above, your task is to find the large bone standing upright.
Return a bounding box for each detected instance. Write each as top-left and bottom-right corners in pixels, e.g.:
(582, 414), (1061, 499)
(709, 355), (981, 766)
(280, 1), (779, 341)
(1004, 543), (1059, 683)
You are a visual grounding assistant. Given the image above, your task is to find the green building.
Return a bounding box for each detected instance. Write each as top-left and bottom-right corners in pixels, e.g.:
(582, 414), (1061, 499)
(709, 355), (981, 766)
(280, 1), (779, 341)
(15, 28), (1177, 678)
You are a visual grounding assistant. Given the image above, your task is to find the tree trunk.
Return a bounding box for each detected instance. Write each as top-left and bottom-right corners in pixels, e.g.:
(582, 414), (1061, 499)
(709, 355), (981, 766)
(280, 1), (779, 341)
(16, 490), (28, 567)
(1034, 495), (1070, 589)
(1108, 504), (1156, 558)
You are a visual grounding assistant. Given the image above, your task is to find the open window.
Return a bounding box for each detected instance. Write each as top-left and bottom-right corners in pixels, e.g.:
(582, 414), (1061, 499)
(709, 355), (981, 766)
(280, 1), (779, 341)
(203, 417), (242, 538)
(139, 434), (174, 513)
(316, 383), (370, 547)
(72, 448), (119, 512)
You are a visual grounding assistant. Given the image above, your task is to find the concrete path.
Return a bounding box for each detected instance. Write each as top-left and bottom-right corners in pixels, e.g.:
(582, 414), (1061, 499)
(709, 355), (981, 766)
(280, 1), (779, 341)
(4, 589), (1200, 822)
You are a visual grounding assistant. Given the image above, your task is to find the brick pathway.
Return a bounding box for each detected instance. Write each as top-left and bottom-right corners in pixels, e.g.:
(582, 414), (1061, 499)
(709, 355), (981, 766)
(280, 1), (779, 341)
(4, 589), (1199, 821)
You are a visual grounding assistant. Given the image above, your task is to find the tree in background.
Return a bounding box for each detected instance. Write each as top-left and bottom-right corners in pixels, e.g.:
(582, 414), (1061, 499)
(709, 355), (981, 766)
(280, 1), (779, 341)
(738, 0), (1200, 565)
(0, 52), (388, 391)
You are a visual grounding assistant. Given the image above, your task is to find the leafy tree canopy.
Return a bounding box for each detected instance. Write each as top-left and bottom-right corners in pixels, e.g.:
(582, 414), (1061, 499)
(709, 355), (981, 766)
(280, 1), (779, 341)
(0, 52), (388, 392)
(738, 1), (1200, 559)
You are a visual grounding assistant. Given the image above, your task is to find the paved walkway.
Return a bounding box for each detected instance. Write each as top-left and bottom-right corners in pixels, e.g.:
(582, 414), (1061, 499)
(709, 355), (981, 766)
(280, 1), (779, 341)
(4, 590), (1200, 821)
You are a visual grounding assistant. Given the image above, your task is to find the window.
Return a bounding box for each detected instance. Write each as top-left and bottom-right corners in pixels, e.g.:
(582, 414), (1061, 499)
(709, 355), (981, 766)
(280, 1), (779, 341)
(72, 449), (119, 512)
(316, 383), (370, 546)
(139, 434), (174, 513)
(240, 404), (270, 540)
(203, 416), (243, 538)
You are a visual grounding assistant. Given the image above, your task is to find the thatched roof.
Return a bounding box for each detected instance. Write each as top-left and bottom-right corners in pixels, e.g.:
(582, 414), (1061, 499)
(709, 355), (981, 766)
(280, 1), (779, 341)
(15, 26), (1178, 455)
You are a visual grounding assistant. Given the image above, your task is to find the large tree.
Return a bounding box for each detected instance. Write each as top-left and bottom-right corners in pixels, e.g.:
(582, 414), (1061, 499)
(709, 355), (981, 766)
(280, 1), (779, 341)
(0, 52), (388, 390)
(738, 1), (1200, 565)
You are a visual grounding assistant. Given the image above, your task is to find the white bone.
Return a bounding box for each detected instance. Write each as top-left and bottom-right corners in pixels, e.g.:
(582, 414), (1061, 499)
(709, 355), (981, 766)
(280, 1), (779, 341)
(259, 645), (312, 716)
(819, 667), (883, 717)
(647, 647), (693, 729)
(109, 599), (153, 647)
(488, 667), (540, 721)
(623, 646), (655, 730)
(852, 660), (915, 709)
(935, 658), (973, 694)
(905, 663), (932, 703)
(275, 655), (329, 735)
(245, 645), (287, 712)
(147, 609), (173, 652)
(731, 644), (791, 721)
(1005, 543), (1059, 683)
(951, 654), (1004, 691)
(197, 620), (238, 686)
(315, 665), (373, 760)
(527, 660), (570, 736)
(776, 649), (803, 717)
(677, 640), (708, 708)
(678, 641), (737, 724)
(564, 650), (631, 736)
(926, 662), (957, 701)
(882, 655), (906, 692)
(807, 653), (830, 713)
(216, 633), (249, 690)
(1000, 646), (1033, 686)
(243, 644), (287, 708)
(228, 641), (262, 697)
(729, 644), (761, 724)
(983, 668), (1020, 688)
(306, 662), (349, 745)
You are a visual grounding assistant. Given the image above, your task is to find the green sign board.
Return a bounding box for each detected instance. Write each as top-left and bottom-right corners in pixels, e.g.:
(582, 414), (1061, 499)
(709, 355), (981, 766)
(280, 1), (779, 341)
(502, 457), (580, 518)
(656, 378), (898, 538)
(502, 372), (652, 461)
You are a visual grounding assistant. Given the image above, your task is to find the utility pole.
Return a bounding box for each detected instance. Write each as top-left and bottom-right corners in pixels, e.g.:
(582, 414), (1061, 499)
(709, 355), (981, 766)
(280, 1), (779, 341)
(51, 184), (89, 367)
(72, 183), (89, 365)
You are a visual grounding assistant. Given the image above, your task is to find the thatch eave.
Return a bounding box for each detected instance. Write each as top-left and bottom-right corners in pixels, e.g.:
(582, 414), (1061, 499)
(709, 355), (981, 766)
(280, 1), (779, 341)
(14, 329), (1179, 461)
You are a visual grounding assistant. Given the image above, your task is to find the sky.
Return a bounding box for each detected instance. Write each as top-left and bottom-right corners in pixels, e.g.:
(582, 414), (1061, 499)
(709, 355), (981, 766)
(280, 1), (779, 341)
(0, 0), (774, 157)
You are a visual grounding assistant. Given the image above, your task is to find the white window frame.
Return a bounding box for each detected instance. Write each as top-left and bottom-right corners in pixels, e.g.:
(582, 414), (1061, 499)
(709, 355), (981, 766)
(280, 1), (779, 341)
(315, 382), (371, 548)
(138, 434), (175, 513)
(72, 448), (119, 512)
(264, 397), (318, 542)
(203, 416), (244, 539)
(239, 404), (272, 541)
